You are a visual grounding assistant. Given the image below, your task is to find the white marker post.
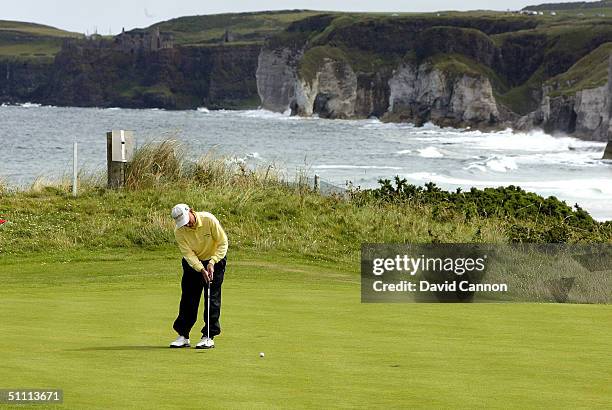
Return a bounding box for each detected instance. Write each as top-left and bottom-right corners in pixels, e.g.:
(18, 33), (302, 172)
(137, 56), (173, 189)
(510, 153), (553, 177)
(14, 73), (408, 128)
(72, 142), (78, 197)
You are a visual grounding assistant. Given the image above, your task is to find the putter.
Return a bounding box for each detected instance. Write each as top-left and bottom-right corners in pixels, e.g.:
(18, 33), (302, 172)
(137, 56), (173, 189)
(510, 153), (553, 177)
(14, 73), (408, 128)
(206, 281), (211, 342)
(197, 276), (214, 349)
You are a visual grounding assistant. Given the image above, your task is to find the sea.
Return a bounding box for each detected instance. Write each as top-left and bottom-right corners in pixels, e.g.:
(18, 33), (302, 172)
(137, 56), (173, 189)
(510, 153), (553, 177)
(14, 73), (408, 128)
(1, 103), (611, 221)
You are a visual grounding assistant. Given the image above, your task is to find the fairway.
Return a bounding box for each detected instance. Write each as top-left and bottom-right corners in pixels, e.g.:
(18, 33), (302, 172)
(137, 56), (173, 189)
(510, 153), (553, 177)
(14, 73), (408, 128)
(0, 250), (611, 409)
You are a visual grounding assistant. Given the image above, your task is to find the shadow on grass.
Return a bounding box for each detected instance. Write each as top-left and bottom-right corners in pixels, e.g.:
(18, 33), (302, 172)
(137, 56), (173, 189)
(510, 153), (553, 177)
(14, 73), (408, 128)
(68, 346), (171, 351)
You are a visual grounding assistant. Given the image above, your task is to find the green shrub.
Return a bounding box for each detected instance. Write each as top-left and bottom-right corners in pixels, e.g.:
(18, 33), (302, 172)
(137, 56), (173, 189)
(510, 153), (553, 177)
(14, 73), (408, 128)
(355, 176), (610, 243)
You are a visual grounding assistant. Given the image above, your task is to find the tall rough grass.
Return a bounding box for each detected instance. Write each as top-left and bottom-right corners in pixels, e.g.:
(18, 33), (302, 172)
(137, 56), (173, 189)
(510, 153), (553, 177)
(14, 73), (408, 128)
(0, 139), (608, 269)
(0, 176), (7, 196)
(125, 140), (185, 189)
(24, 171), (104, 196)
(124, 140), (283, 190)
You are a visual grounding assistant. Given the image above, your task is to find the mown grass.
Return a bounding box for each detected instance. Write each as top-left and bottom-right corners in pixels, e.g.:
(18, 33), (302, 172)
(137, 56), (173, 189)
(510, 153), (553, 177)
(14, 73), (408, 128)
(1, 249), (611, 408)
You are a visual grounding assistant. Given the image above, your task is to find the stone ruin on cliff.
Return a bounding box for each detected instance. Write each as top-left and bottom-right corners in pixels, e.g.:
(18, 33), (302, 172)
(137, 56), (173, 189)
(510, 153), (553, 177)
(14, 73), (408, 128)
(115, 27), (174, 53)
(61, 27), (174, 55)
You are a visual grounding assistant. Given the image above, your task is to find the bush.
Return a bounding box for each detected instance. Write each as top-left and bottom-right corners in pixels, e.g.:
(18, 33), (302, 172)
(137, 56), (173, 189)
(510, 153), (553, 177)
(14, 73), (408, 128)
(355, 176), (610, 243)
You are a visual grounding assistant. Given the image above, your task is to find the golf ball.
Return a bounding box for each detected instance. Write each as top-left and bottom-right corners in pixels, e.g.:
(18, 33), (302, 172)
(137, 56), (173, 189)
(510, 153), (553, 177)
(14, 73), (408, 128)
(259, 352), (265, 358)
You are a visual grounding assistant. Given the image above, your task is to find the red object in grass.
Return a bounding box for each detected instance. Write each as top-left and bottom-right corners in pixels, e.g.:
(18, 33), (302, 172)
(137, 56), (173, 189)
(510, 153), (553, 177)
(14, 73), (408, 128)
(0, 219), (6, 224)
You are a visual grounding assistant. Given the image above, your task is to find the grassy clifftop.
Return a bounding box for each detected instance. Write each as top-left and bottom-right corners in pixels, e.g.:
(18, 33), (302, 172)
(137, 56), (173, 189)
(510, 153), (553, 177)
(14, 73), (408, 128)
(0, 20), (81, 61)
(546, 41), (612, 95)
(524, 1), (612, 15)
(146, 10), (325, 46)
(0, 11), (323, 61)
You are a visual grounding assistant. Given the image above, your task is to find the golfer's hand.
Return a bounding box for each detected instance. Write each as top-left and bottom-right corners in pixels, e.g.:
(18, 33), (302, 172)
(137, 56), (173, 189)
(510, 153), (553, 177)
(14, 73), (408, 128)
(201, 264), (214, 283)
(200, 268), (210, 283)
(206, 262), (215, 282)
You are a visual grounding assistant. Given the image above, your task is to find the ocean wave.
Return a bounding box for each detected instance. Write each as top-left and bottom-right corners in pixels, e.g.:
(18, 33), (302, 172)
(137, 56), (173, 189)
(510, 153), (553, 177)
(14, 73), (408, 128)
(466, 156), (519, 172)
(20, 102), (42, 108)
(359, 119), (416, 130)
(465, 163), (487, 172)
(415, 128), (604, 153)
(465, 150), (606, 172)
(417, 146), (444, 158)
(235, 108), (301, 120)
(473, 130), (604, 152)
(313, 165), (403, 170)
(486, 157), (518, 172)
(197, 107), (210, 113)
(404, 172), (612, 198)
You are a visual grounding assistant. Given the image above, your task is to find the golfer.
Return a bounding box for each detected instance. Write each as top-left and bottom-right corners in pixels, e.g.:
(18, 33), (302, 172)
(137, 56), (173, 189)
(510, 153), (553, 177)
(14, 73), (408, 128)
(169, 204), (228, 349)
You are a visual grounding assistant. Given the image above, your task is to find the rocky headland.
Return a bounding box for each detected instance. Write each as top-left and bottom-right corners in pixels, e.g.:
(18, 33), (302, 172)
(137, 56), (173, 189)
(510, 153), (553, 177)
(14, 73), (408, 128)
(1, 10), (611, 153)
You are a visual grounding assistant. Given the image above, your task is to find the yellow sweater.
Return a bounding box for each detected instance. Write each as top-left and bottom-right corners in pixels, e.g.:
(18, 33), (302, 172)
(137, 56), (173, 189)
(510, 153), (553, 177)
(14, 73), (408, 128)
(174, 211), (228, 272)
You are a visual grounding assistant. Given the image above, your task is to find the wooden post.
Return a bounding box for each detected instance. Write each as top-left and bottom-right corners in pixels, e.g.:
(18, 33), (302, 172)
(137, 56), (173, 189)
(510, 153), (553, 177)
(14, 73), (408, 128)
(107, 132), (125, 188)
(604, 55), (612, 160)
(106, 131), (134, 188)
(72, 142), (78, 197)
(314, 174), (320, 192)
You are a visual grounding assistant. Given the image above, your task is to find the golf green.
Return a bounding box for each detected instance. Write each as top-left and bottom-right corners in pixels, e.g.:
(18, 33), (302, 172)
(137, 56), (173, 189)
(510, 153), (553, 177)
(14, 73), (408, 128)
(0, 250), (610, 409)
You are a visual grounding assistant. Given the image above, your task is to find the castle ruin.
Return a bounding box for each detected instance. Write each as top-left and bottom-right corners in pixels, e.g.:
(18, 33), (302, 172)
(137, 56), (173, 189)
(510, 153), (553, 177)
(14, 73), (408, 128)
(115, 27), (174, 53)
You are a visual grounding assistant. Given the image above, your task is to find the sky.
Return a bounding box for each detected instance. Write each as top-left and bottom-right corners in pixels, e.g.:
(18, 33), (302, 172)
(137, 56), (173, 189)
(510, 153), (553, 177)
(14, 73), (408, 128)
(3, 1), (583, 34)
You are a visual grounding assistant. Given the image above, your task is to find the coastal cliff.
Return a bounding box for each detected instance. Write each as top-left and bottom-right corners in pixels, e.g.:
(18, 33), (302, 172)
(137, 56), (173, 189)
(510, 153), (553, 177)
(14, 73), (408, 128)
(255, 15), (523, 128)
(256, 47), (303, 112)
(522, 86), (609, 142)
(386, 62), (499, 127)
(0, 59), (51, 104)
(256, 54), (502, 128)
(1, 43), (261, 109)
(256, 13), (612, 142)
(2, 10), (612, 147)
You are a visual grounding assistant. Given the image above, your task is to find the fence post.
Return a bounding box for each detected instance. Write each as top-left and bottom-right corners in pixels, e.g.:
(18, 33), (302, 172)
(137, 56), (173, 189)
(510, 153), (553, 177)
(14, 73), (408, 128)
(107, 130), (135, 188)
(314, 174), (320, 193)
(72, 142), (78, 197)
(604, 55), (612, 159)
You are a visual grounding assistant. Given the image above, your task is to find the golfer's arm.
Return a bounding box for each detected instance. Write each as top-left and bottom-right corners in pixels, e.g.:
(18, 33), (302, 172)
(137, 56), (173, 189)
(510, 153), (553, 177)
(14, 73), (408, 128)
(209, 217), (228, 264)
(176, 236), (205, 272)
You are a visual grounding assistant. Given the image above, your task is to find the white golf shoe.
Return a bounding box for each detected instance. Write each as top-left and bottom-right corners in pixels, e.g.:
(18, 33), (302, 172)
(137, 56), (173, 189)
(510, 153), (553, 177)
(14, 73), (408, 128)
(169, 335), (190, 348)
(196, 337), (215, 349)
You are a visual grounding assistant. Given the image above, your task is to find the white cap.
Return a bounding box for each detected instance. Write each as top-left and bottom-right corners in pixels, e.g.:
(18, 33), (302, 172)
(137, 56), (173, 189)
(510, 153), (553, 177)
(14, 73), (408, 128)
(171, 204), (191, 228)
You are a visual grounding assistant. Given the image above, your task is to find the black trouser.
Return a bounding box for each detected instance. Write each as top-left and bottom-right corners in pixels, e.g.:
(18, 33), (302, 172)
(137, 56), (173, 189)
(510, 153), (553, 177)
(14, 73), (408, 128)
(173, 256), (226, 339)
